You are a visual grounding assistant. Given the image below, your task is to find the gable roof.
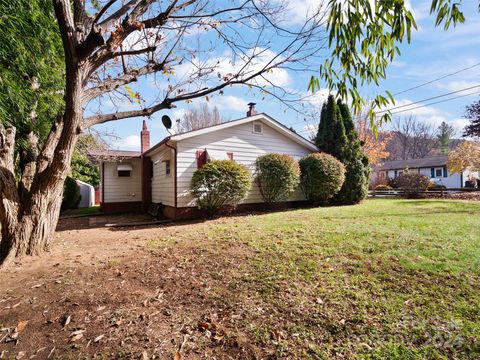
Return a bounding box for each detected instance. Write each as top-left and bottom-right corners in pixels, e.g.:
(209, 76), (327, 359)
(379, 156), (448, 171)
(145, 113), (318, 155)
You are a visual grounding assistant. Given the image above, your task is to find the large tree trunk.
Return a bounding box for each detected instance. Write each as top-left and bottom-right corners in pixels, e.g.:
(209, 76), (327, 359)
(0, 183), (64, 265)
(0, 71), (83, 268)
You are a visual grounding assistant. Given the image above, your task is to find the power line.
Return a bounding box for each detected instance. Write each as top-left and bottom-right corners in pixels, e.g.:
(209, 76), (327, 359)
(392, 61), (480, 96)
(386, 90), (480, 116)
(377, 84), (480, 114)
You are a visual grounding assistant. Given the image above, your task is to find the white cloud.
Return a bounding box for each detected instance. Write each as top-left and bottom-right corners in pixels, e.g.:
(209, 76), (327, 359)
(436, 80), (480, 92)
(303, 88), (330, 107)
(383, 98), (467, 134)
(282, 0), (327, 25)
(115, 135), (141, 150)
(208, 95), (248, 112)
(172, 108), (187, 120)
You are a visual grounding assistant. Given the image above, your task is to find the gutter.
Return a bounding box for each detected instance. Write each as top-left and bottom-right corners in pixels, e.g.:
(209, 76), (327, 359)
(101, 162), (105, 205)
(165, 140), (177, 209)
(143, 136), (171, 156)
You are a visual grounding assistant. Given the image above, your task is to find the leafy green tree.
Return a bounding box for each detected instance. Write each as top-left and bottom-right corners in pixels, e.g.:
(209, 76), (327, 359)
(69, 134), (105, 186)
(436, 121), (455, 155)
(0, 0), (64, 177)
(309, 0), (473, 125)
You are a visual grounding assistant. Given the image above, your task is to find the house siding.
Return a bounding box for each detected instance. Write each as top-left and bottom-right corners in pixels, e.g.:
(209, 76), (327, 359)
(102, 158), (142, 203)
(151, 147), (175, 207)
(175, 121), (312, 208)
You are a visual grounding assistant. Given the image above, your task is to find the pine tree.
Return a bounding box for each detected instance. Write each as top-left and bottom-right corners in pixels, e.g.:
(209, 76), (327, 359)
(436, 121), (455, 155)
(315, 95), (347, 160)
(315, 96), (370, 205)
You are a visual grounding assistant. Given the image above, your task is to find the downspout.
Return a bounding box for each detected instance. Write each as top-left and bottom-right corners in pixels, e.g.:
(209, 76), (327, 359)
(101, 162), (105, 205)
(165, 140), (177, 209)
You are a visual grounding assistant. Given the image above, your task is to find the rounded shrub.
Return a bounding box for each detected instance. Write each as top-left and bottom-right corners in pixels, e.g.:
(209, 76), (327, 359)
(191, 160), (252, 211)
(62, 176), (81, 210)
(396, 172), (430, 198)
(299, 153), (345, 204)
(255, 153), (300, 203)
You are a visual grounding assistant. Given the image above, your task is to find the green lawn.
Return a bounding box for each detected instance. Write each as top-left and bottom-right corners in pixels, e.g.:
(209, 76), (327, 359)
(150, 199), (480, 359)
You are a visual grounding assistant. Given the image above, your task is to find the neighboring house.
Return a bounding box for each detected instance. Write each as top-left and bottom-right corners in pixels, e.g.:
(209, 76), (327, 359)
(372, 156), (480, 188)
(91, 105), (318, 219)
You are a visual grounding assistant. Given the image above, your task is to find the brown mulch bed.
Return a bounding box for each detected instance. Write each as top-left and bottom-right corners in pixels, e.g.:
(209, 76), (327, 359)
(428, 192), (480, 201)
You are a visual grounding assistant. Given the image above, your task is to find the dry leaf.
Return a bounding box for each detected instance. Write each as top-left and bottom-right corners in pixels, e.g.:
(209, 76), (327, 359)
(61, 315), (71, 327)
(94, 334), (104, 343)
(141, 350), (148, 360)
(174, 351), (182, 360)
(70, 329), (85, 337)
(15, 320), (29, 333)
(70, 333), (83, 342)
(198, 321), (209, 330)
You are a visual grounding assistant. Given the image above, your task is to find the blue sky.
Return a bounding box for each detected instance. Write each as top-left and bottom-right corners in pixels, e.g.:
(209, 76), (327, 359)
(91, 0), (480, 150)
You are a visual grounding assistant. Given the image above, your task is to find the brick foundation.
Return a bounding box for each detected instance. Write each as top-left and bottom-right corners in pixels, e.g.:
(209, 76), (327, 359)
(162, 201), (311, 220)
(101, 201), (142, 214)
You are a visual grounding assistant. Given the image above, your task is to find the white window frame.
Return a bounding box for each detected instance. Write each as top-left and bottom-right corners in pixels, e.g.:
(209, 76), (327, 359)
(117, 163), (132, 177)
(252, 122), (263, 134)
(164, 160), (171, 176)
(434, 167), (443, 178)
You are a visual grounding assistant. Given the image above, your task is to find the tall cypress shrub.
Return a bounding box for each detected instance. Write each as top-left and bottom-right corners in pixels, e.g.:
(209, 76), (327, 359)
(315, 95), (347, 160)
(315, 96), (370, 205)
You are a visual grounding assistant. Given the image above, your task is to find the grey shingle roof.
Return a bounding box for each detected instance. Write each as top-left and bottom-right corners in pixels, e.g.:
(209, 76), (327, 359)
(379, 156), (448, 170)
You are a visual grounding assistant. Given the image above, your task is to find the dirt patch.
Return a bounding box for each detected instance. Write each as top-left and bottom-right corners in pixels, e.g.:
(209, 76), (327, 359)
(0, 216), (257, 359)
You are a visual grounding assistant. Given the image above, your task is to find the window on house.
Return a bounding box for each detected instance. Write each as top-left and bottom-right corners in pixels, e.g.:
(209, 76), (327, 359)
(252, 122), (263, 134)
(165, 160), (171, 175)
(118, 170), (131, 177)
(117, 163), (132, 177)
(435, 167), (443, 177)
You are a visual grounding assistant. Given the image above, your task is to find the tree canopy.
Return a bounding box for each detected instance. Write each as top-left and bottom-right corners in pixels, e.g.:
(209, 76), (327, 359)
(0, 0), (64, 171)
(464, 98), (480, 138)
(309, 0), (474, 125)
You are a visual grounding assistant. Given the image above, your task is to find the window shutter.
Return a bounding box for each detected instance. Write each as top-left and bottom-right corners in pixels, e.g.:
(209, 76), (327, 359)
(394, 170), (398, 178)
(443, 166), (448, 178)
(196, 150), (207, 168)
(227, 152), (233, 160)
(431, 168), (435, 178)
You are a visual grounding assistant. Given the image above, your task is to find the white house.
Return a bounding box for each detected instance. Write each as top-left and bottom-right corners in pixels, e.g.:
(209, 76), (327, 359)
(91, 106), (318, 219)
(373, 156), (480, 188)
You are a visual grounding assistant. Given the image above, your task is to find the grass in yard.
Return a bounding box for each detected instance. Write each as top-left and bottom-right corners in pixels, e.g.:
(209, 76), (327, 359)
(150, 199), (480, 359)
(61, 205), (101, 216)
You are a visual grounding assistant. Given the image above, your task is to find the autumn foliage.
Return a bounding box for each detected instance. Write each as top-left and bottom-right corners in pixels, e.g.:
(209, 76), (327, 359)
(447, 141), (480, 174)
(355, 116), (392, 167)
